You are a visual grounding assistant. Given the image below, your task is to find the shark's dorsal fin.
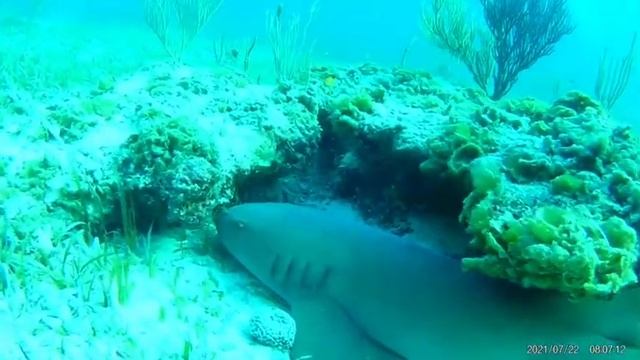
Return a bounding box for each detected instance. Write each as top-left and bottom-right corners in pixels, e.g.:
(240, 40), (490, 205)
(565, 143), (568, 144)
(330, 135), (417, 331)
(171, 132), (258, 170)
(290, 298), (405, 360)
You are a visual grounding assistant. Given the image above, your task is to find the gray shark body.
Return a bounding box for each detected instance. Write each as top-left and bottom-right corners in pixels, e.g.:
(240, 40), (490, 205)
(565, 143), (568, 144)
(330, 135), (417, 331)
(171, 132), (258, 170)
(215, 202), (640, 359)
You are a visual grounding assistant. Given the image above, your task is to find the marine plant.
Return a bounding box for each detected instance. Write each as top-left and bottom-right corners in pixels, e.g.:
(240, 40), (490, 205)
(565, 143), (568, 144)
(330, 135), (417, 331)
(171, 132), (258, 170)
(594, 32), (637, 110)
(421, 0), (494, 93)
(213, 35), (257, 73)
(118, 183), (140, 252)
(0, 212), (101, 294)
(68, 238), (113, 302)
(143, 0), (224, 62)
(266, 1), (320, 84)
(481, 0), (575, 99)
(110, 252), (133, 305)
(0, 19), (150, 92)
(422, 0), (575, 100)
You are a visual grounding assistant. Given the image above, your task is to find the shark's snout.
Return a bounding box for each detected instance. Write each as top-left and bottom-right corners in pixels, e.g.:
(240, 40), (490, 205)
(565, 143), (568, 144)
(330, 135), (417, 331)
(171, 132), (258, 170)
(214, 209), (230, 231)
(214, 207), (253, 254)
(214, 209), (237, 248)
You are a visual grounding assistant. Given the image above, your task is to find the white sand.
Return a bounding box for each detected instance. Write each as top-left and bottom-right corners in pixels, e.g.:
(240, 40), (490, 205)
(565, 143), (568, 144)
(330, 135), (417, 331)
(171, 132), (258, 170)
(0, 233), (289, 359)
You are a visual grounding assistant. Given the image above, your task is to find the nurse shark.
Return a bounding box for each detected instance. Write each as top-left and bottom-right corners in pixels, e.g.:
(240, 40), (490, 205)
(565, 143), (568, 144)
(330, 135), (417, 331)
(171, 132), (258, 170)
(215, 202), (640, 359)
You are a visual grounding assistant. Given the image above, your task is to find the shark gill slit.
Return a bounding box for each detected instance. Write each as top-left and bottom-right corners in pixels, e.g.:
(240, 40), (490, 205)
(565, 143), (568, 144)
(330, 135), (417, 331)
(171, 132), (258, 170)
(299, 261), (311, 289)
(315, 266), (333, 291)
(283, 258), (297, 285)
(270, 253), (282, 279)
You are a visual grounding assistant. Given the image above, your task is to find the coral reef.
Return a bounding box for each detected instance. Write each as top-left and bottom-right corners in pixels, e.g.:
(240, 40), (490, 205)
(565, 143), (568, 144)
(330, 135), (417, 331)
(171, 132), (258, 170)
(305, 65), (639, 298)
(1, 57), (638, 358)
(247, 308), (297, 351)
(459, 92), (639, 298)
(112, 65), (321, 233)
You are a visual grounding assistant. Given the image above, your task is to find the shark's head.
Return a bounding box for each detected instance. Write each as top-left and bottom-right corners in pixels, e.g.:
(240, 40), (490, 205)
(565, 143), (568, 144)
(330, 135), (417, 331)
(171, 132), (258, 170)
(214, 203), (337, 300)
(214, 204), (280, 279)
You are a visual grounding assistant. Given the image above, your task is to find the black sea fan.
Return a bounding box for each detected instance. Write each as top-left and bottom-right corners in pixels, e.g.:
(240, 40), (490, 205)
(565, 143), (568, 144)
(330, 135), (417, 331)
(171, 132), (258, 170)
(480, 0), (575, 99)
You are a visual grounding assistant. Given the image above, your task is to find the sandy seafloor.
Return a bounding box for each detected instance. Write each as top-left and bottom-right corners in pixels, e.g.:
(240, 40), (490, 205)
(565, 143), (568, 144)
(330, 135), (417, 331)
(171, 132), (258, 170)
(0, 234), (289, 359)
(0, 60), (301, 359)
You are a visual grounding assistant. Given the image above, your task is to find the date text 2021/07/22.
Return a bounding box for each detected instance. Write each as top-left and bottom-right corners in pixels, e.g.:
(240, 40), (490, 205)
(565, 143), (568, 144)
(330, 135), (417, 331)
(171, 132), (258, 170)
(526, 344), (626, 355)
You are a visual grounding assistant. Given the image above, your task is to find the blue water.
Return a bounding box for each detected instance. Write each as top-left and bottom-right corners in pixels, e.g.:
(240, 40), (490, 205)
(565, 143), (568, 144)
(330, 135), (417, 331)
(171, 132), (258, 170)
(4, 1), (639, 114)
(1, 1), (640, 358)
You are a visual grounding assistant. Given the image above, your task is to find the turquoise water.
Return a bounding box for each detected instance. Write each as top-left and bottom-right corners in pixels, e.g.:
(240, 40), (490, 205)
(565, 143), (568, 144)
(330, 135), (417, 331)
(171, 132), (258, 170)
(1, 0), (639, 359)
(4, 1), (639, 109)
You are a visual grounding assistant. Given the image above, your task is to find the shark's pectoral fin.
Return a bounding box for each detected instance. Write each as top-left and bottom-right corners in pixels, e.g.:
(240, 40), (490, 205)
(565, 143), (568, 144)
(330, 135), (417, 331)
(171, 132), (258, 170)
(290, 299), (405, 360)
